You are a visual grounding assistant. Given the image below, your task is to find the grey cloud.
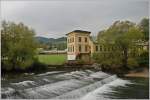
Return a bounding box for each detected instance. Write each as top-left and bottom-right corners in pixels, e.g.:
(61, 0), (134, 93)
(1, 0), (149, 38)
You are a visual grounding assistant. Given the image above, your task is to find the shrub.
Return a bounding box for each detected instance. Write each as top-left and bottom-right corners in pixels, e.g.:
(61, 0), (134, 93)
(137, 51), (149, 67)
(28, 58), (48, 72)
(127, 58), (139, 69)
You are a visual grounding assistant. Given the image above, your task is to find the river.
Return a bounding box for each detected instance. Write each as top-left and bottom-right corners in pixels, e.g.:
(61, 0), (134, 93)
(1, 69), (149, 99)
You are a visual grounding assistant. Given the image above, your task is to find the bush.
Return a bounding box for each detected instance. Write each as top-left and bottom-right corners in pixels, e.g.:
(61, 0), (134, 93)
(127, 58), (139, 69)
(137, 51), (149, 67)
(28, 58), (48, 72)
(77, 59), (85, 65)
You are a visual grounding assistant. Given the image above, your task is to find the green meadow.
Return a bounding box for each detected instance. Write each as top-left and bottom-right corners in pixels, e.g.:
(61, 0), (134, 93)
(38, 54), (67, 65)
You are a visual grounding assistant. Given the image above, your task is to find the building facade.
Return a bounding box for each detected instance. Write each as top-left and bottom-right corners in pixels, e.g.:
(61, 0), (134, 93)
(66, 30), (97, 62)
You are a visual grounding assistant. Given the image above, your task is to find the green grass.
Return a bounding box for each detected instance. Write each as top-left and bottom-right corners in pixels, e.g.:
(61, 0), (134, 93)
(38, 54), (67, 65)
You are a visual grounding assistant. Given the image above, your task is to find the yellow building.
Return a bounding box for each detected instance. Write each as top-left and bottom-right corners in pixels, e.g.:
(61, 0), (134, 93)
(66, 30), (97, 62)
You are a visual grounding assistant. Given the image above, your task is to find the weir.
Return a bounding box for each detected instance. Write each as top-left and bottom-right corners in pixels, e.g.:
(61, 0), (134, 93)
(1, 70), (130, 99)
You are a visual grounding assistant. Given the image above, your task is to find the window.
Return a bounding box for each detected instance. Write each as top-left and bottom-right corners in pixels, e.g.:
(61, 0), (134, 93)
(85, 37), (87, 42)
(85, 45), (88, 52)
(103, 54), (106, 58)
(100, 46), (102, 51)
(68, 47), (70, 52)
(71, 46), (72, 52)
(78, 37), (81, 42)
(71, 38), (72, 43)
(104, 46), (106, 51)
(108, 47), (110, 51)
(96, 45), (98, 51)
(79, 45), (81, 52)
(72, 46), (74, 52)
(72, 37), (74, 42)
(68, 38), (69, 43)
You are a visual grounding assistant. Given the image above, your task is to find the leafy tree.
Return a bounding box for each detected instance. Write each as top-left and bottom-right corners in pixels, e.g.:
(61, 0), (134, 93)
(1, 21), (37, 70)
(96, 20), (144, 69)
(138, 18), (149, 41)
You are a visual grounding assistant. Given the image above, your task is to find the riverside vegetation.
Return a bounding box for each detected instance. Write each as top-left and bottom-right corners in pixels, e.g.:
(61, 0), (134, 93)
(1, 18), (149, 75)
(1, 21), (47, 74)
(93, 18), (149, 75)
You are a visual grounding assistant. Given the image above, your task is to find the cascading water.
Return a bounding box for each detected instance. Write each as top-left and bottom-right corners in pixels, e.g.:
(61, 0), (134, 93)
(1, 70), (131, 99)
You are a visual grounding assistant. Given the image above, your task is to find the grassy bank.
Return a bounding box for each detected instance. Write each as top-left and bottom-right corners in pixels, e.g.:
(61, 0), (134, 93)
(38, 54), (67, 65)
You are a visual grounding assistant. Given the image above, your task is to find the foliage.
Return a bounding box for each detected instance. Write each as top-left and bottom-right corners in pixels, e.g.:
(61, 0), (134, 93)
(138, 18), (149, 41)
(137, 50), (149, 67)
(77, 59), (86, 65)
(1, 21), (37, 70)
(95, 20), (144, 69)
(127, 58), (139, 69)
(28, 58), (48, 72)
(93, 47), (124, 68)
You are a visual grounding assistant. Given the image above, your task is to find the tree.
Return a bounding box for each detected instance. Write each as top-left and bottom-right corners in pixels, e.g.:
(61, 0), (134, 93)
(115, 26), (143, 69)
(96, 20), (144, 69)
(138, 18), (149, 41)
(1, 21), (37, 70)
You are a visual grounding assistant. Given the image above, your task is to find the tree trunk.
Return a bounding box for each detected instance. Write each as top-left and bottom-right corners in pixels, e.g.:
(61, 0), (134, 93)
(123, 47), (128, 69)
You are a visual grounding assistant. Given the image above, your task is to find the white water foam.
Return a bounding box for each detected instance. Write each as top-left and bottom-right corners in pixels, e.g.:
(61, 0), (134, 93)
(56, 71), (109, 80)
(2, 70), (120, 99)
(85, 70), (94, 73)
(37, 71), (64, 76)
(81, 79), (131, 100)
(1, 87), (15, 95)
(20, 79), (88, 99)
(11, 80), (36, 87)
(43, 78), (50, 82)
(53, 75), (117, 99)
(55, 71), (88, 79)
(1, 87), (16, 99)
(90, 71), (110, 79)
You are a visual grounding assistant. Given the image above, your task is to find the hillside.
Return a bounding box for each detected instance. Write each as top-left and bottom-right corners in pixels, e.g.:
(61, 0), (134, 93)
(35, 36), (67, 50)
(35, 36), (67, 44)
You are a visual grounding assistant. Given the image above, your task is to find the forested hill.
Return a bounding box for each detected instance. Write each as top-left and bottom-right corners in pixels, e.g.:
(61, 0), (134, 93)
(35, 36), (67, 44)
(35, 36), (67, 50)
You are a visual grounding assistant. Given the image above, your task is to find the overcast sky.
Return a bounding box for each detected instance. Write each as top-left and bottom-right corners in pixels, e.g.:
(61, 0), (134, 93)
(1, 0), (149, 38)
